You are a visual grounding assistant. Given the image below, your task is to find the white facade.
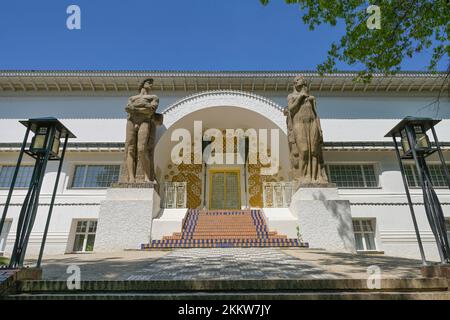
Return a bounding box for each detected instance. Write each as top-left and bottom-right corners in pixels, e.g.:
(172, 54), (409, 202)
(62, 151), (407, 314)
(0, 71), (449, 261)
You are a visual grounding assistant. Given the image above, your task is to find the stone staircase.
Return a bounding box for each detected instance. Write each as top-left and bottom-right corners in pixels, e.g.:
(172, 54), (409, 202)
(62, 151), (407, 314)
(142, 209), (308, 249)
(3, 278), (450, 300)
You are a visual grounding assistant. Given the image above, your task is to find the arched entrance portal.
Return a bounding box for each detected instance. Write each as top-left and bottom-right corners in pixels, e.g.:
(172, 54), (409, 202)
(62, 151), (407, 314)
(154, 90), (290, 210)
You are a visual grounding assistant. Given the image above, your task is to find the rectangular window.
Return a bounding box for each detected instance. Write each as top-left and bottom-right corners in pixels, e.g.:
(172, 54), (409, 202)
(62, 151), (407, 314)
(72, 220), (97, 252)
(404, 164), (450, 188)
(0, 165), (34, 188)
(71, 165), (120, 188)
(327, 164), (378, 188)
(353, 219), (377, 251)
(0, 220), (12, 253)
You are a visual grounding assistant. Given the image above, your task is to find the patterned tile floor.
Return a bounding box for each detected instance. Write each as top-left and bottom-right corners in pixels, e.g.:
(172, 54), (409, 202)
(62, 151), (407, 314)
(0, 269), (17, 293)
(27, 249), (423, 280)
(0, 270), (17, 283)
(126, 248), (337, 280)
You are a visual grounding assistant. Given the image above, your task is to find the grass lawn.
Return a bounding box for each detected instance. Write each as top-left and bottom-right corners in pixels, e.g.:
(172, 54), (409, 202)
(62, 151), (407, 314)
(0, 256), (9, 266)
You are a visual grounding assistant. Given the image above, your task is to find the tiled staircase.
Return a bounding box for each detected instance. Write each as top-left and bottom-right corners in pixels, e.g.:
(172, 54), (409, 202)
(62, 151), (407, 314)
(142, 209), (308, 249)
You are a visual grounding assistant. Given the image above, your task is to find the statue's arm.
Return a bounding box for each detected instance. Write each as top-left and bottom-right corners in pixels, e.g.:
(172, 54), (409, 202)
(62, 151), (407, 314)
(125, 96), (136, 112)
(126, 95), (158, 115)
(287, 94), (300, 115)
(312, 97), (324, 141)
(288, 93), (306, 115)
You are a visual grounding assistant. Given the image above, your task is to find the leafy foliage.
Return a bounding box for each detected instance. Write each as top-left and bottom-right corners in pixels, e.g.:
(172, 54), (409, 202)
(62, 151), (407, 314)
(0, 257), (9, 266)
(260, 0), (449, 80)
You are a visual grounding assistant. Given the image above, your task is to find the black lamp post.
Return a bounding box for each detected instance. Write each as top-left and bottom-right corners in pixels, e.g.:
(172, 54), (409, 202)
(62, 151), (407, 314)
(386, 117), (450, 265)
(0, 117), (75, 268)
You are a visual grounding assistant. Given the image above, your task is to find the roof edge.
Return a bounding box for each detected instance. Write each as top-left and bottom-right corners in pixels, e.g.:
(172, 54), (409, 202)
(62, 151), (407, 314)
(0, 70), (447, 77)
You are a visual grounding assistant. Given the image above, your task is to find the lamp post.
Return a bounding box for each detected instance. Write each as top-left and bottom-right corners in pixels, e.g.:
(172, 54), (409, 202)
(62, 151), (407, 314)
(0, 117), (75, 268)
(385, 117), (450, 265)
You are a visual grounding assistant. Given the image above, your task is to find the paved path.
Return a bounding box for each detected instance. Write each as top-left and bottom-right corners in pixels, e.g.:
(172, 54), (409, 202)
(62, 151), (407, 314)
(25, 248), (423, 281)
(0, 270), (17, 284)
(126, 248), (336, 280)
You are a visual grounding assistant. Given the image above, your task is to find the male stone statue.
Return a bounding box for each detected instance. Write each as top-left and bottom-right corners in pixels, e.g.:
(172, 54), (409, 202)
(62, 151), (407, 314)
(286, 76), (328, 185)
(122, 78), (163, 183)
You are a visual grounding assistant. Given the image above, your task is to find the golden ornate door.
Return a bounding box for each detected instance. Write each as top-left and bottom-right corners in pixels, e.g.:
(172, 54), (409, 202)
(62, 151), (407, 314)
(209, 169), (241, 210)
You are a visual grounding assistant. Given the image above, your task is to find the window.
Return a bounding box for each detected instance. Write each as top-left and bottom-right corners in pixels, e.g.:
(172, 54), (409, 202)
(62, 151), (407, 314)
(71, 165), (120, 188)
(0, 165), (34, 188)
(404, 164), (450, 188)
(327, 164), (378, 188)
(353, 219), (377, 251)
(0, 220), (12, 253)
(263, 182), (294, 208)
(72, 220), (97, 252)
(164, 182), (187, 208)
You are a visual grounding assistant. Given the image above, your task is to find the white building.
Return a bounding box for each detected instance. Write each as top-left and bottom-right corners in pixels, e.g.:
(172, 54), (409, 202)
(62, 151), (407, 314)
(0, 71), (449, 261)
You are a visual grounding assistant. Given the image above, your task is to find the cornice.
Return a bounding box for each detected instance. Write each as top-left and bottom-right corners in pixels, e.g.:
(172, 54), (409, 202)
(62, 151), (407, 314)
(0, 70), (447, 94)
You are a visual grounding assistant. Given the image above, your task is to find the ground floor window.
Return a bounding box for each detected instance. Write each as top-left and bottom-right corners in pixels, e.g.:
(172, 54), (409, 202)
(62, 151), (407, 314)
(353, 219), (377, 251)
(0, 220), (12, 253)
(73, 220), (97, 252)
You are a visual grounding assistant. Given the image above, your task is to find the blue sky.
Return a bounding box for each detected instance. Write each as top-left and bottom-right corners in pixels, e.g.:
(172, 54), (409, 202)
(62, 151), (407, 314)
(0, 0), (446, 71)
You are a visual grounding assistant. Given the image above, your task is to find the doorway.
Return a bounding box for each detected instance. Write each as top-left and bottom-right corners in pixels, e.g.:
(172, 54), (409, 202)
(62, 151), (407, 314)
(209, 169), (241, 210)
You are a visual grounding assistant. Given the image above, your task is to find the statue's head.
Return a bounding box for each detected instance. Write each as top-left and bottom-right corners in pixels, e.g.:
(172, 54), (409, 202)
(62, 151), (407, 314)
(293, 76), (308, 92)
(139, 78), (154, 92)
(149, 95), (159, 109)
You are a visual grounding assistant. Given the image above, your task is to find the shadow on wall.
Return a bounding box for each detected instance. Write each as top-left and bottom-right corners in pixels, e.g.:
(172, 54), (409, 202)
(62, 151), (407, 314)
(312, 191), (356, 253)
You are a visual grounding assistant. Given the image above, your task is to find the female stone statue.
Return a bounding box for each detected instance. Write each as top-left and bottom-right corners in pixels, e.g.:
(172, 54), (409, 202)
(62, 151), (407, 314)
(287, 76), (328, 185)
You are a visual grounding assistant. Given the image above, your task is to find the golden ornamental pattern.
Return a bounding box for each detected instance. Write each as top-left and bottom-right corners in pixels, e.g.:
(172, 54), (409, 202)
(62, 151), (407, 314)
(248, 159), (283, 208)
(167, 153), (202, 209)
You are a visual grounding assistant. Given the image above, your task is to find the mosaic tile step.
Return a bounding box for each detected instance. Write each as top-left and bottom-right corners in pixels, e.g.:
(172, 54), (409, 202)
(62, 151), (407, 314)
(143, 209), (307, 249)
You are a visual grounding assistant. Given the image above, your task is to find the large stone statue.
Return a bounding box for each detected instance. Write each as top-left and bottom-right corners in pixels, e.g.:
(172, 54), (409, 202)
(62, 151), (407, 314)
(286, 76), (328, 185)
(121, 78), (163, 184)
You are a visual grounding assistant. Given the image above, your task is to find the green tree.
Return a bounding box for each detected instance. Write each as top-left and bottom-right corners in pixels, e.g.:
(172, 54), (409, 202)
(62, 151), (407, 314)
(260, 0), (449, 80)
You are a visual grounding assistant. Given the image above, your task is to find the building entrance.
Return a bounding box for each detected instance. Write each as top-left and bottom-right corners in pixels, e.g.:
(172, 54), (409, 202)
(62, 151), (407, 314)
(209, 169), (241, 210)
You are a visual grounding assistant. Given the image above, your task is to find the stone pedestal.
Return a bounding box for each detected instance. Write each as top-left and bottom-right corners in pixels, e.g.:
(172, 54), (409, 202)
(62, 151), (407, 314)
(94, 185), (161, 252)
(289, 185), (356, 253)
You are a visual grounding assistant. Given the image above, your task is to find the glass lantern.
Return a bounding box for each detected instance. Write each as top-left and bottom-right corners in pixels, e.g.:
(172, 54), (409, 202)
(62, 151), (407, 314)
(30, 126), (49, 153)
(51, 129), (61, 156)
(413, 125), (431, 150)
(399, 124), (432, 156)
(400, 129), (409, 154)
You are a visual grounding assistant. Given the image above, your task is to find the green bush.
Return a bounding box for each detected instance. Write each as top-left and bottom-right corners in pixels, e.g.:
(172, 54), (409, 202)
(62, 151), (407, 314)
(0, 257), (9, 266)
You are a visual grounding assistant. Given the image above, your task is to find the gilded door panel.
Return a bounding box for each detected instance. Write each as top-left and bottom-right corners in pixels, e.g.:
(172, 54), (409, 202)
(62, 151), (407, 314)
(210, 172), (225, 210)
(225, 172), (239, 209)
(209, 169), (240, 210)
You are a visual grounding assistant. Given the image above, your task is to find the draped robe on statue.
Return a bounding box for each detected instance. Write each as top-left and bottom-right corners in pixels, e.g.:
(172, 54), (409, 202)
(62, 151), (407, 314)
(287, 78), (328, 185)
